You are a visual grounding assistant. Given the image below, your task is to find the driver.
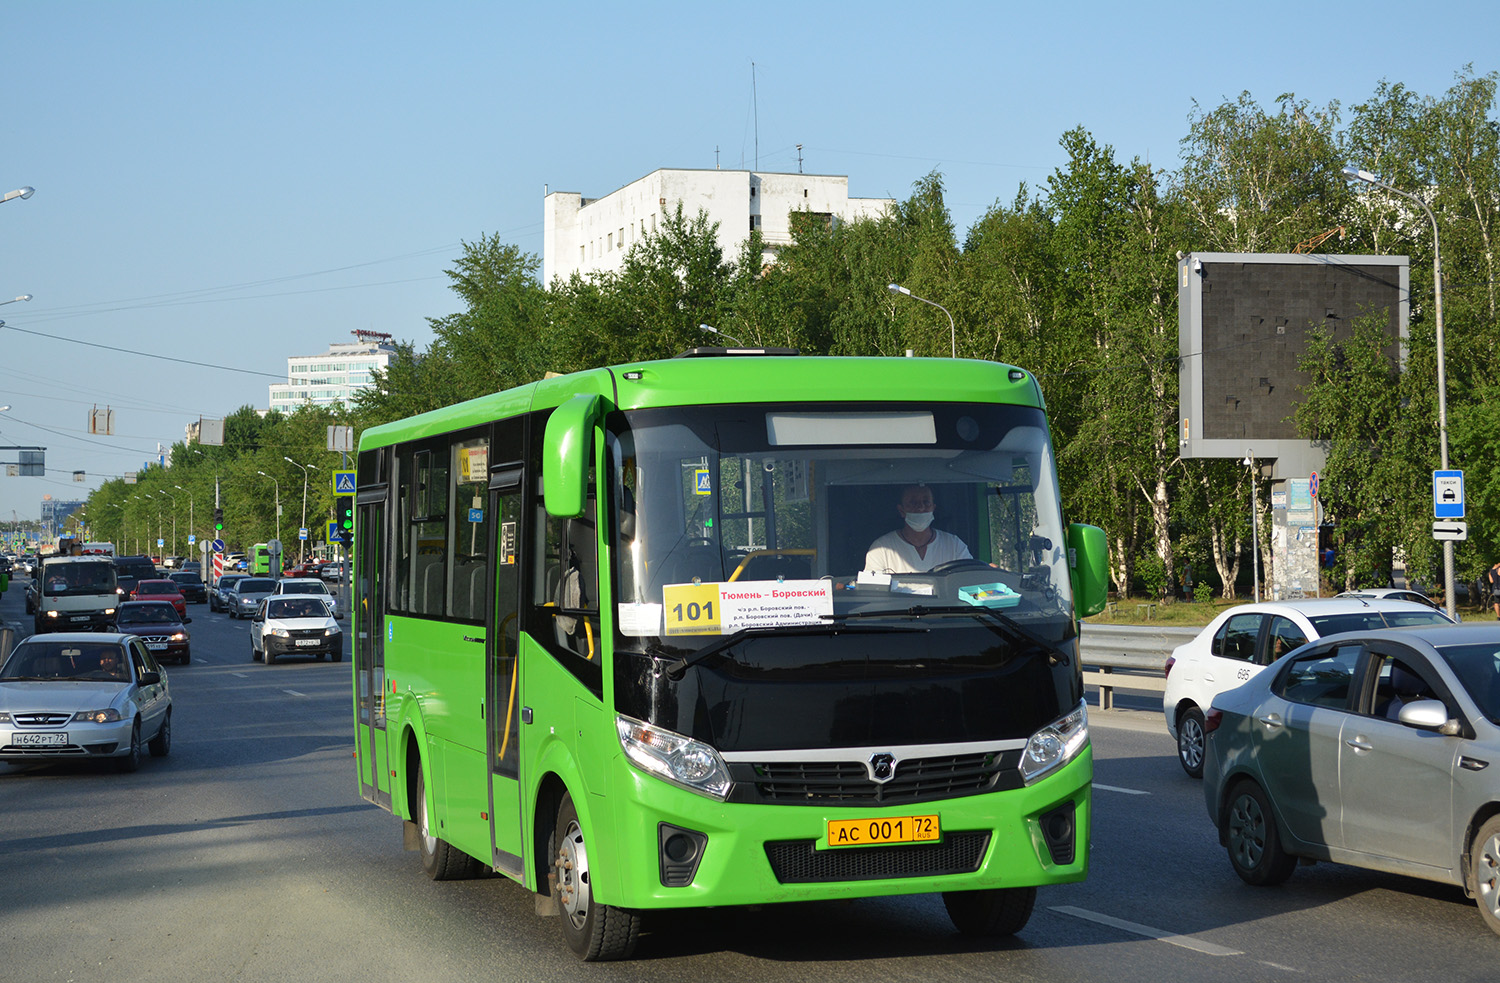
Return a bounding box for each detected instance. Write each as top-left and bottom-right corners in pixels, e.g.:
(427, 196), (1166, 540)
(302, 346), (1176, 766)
(864, 484), (972, 574)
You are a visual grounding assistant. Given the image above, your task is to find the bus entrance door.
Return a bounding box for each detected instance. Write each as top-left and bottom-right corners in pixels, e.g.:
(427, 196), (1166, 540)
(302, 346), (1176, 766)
(355, 496), (391, 808)
(486, 469), (525, 877)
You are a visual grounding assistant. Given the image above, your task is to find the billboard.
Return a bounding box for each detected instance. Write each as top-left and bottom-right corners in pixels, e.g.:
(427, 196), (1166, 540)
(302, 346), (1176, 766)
(1177, 252), (1409, 477)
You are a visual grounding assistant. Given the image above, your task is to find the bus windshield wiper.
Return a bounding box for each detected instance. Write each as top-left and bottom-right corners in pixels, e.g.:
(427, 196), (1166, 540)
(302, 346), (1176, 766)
(834, 604), (1067, 665)
(660, 620), (925, 681)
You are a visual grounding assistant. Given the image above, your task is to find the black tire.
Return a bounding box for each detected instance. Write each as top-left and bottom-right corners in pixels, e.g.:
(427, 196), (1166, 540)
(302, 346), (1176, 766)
(416, 767), (477, 880)
(333, 651), (343, 663)
(148, 710), (172, 757)
(1471, 815), (1500, 936)
(179, 651), (190, 665)
(117, 721), (142, 773)
(1177, 707), (1207, 779)
(263, 645), (275, 665)
(942, 887), (1037, 937)
(1224, 780), (1296, 886)
(553, 792), (640, 960)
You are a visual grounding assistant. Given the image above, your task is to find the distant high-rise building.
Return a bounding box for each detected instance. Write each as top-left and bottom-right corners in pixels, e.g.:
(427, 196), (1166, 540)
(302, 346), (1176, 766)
(269, 331), (398, 414)
(544, 168), (893, 285)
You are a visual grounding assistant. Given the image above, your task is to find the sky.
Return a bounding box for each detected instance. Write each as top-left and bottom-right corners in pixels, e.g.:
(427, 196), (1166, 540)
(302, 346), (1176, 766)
(0, 0), (1495, 526)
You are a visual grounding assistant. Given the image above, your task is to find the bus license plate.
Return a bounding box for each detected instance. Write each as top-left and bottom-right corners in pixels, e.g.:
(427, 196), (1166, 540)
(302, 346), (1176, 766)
(15, 732), (67, 747)
(827, 815), (940, 848)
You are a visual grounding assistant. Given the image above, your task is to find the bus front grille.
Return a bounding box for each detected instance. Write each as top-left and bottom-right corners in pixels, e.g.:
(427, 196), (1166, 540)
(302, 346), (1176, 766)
(734, 750), (1020, 806)
(764, 832), (990, 883)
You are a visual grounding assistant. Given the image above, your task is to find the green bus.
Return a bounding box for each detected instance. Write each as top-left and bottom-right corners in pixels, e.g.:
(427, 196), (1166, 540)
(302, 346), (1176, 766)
(352, 352), (1108, 960)
(249, 542), (274, 576)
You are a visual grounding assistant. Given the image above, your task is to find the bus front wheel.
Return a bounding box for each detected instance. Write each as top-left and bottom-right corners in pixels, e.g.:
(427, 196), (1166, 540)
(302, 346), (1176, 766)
(553, 792), (639, 960)
(943, 886), (1036, 937)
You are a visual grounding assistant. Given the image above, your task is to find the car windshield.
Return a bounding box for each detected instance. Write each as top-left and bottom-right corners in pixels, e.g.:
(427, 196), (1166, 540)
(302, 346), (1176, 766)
(1308, 610), (1452, 635)
(41, 561), (115, 596)
(170, 573), (203, 585)
(118, 604), (181, 626)
(1, 642), (131, 681)
(269, 598), (329, 619)
(239, 578), (275, 593)
(1436, 641), (1500, 724)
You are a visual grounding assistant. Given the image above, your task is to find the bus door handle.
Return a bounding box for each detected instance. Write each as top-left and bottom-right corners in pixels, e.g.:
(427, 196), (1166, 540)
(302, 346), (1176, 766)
(522, 707), (533, 724)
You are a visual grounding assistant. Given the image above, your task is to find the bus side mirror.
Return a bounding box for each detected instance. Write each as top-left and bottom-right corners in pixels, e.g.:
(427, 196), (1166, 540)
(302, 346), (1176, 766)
(1067, 523), (1109, 617)
(543, 394), (600, 519)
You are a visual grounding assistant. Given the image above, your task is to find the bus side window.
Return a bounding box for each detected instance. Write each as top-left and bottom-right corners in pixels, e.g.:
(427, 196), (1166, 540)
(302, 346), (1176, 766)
(539, 478), (601, 663)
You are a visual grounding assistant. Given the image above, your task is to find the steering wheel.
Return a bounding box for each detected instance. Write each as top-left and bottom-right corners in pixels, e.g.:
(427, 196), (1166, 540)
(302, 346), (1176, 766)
(929, 559), (996, 574)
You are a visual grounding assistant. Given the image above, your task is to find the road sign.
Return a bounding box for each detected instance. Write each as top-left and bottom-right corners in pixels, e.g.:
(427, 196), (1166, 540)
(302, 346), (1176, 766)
(157, 538), (164, 548)
(327, 520), (340, 541)
(1434, 470), (1464, 519)
(333, 469), (356, 495)
(1309, 471), (1318, 498)
(299, 527), (309, 541)
(1433, 521), (1468, 542)
(212, 538), (225, 553)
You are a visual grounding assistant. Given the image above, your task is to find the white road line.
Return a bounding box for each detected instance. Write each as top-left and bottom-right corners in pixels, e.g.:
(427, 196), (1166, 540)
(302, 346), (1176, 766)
(283, 689), (307, 698)
(1092, 783), (1149, 795)
(1049, 905), (1243, 956)
(230, 672), (248, 678)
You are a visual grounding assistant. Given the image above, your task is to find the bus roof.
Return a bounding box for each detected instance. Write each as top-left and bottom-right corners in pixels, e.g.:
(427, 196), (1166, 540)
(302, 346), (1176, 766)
(358, 356), (1044, 453)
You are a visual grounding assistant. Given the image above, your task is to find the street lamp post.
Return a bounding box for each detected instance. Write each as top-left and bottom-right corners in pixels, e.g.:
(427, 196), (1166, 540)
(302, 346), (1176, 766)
(256, 470), (282, 544)
(175, 485), (193, 556)
(283, 457), (318, 566)
(159, 489), (178, 561)
(1342, 166), (1454, 618)
(887, 283), (957, 358)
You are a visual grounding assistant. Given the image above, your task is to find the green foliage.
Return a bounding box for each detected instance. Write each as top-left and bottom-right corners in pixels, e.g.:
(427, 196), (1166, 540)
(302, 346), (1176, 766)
(1193, 581), (1214, 605)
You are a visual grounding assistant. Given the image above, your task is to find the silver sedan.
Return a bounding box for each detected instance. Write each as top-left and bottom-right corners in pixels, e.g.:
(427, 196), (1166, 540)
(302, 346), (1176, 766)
(1203, 623), (1500, 936)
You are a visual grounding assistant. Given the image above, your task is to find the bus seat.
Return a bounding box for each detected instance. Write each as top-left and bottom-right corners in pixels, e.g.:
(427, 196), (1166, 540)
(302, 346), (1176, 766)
(422, 561), (444, 616)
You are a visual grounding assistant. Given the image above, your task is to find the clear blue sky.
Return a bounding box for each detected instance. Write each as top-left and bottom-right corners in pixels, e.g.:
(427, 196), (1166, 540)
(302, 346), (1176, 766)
(0, 0), (1493, 525)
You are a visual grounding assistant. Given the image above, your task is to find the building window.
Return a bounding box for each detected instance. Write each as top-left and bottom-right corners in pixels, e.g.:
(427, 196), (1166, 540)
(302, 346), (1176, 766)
(607, 233), (613, 251)
(750, 187), (757, 198)
(618, 227), (624, 248)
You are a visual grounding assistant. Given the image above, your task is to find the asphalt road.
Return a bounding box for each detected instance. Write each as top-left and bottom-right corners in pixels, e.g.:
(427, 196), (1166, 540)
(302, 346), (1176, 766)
(1, 576), (1496, 982)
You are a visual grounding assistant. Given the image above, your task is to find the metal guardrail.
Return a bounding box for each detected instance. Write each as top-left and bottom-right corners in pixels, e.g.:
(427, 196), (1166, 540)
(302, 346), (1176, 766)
(1079, 623), (1199, 710)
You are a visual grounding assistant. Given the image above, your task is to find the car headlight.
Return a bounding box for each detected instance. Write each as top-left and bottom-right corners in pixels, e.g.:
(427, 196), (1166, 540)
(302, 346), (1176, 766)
(324, 626), (341, 636)
(45, 610), (59, 618)
(0, 711), (11, 723)
(104, 608), (116, 615)
(270, 627), (290, 637)
(1018, 701), (1090, 785)
(616, 715), (732, 800)
(171, 632), (187, 641)
(74, 708), (122, 724)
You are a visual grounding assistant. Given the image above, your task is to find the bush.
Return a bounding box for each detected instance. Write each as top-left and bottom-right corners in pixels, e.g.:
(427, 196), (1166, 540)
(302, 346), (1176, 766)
(1138, 551), (1168, 600)
(1193, 582), (1213, 605)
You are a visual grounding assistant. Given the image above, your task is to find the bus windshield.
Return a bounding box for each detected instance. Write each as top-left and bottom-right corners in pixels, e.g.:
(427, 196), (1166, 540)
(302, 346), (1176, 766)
(606, 402), (1079, 748)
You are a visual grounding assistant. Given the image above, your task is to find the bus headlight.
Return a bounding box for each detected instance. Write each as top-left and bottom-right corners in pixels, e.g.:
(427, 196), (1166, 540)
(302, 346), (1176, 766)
(1018, 701), (1089, 785)
(616, 715), (732, 800)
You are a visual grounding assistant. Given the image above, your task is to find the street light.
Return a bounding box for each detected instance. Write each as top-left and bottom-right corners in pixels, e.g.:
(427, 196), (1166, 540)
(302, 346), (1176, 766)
(283, 456), (319, 565)
(158, 489), (178, 560)
(887, 283), (956, 358)
(1342, 165), (1455, 617)
(1, 187), (34, 204)
(174, 484), (194, 557)
(0, 294), (30, 307)
(256, 470), (282, 544)
(699, 323), (744, 346)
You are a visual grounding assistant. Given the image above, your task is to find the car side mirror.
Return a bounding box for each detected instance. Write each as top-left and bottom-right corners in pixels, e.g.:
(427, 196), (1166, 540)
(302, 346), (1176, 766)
(137, 671), (162, 686)
(183, 616), (192, 624)
(1397, 699), (1454, 732)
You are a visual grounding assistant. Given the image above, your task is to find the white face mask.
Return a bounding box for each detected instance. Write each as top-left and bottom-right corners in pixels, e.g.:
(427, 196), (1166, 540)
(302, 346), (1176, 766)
(904, 511), (935, 532)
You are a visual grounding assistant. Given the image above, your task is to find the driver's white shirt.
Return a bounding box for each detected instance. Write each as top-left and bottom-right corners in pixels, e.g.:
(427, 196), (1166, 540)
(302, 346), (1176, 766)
(864, 529), (972, 574)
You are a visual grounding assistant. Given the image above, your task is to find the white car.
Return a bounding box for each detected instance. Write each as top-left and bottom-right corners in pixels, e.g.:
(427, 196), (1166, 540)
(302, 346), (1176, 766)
(0, 632), (172, 771)
(249, 595), (344, 664)
(1163, 597), (1455, 778)
(271, 576), (341, 618)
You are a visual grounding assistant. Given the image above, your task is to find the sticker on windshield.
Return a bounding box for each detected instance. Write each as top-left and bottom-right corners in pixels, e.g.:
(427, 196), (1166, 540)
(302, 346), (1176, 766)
(662, 580), (834, 636)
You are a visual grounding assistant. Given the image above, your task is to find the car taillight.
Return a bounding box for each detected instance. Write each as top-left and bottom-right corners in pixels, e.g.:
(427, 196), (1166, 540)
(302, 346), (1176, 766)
(1203, 708), (1223, 733)
(1163, 656), (1175, 679)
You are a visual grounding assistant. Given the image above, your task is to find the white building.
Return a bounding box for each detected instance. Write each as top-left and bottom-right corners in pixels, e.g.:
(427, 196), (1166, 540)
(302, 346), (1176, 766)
(543, 168), (893, 285)
(268, 331), (397, 414)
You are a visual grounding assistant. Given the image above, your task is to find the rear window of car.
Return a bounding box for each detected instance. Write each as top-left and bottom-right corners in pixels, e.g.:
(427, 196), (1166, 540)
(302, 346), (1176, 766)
(138, 580), (180, 593)
(1309, 610), (1451, 635)
(239, 578), (276, 592)
(280, 582), (327, 594)
(169, 573), (203, 585)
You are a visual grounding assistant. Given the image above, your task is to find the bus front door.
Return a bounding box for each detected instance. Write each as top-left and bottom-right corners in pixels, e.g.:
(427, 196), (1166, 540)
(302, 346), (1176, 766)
(355, 496), (391, 808)
(487, 468), (525, 877)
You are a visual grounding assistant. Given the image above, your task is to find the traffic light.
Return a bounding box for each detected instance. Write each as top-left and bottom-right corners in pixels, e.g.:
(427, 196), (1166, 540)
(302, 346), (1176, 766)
(336, 495), (354, 544)
(214, 506), (224, 531)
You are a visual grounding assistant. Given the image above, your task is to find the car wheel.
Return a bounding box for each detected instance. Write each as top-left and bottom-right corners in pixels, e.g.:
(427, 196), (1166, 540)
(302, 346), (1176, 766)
(1471, 815), (1500, 936)
(1225, 780), (1296, 886)
(416, 767), (478, 880)
(553, 791), (639, 960)
(333, 651), (343, 663)
(263, 645), (275, 665)
(942, 887), (1037, 937)
(148, 710), (172, 757)
(117, 721), (142, 773)
(1177, 707), (1207, 779)
(180, 651), (190, 665)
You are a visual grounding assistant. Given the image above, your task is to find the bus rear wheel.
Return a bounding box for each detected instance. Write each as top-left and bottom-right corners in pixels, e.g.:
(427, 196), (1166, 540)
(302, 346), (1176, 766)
(943, 886), (1036, 937)
(553, 792), (639, 960)
(416, 768), (477, 880)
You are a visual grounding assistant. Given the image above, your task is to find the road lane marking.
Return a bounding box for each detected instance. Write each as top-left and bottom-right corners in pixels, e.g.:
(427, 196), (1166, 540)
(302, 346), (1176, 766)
(283, 689), (308, 698)
(231, 672), (249, 678)
(1092, 783), (1149, 795)
(1049, 906), (1243, 956)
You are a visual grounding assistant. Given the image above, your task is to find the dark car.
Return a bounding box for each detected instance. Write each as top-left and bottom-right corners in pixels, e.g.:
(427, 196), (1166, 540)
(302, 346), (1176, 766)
(1204, 624), (1500, 937)
(167, 571), (208, 604)
(113, 555), (159, 600)
(210, 574), (248, 613)
(113, 600), (192, 665)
